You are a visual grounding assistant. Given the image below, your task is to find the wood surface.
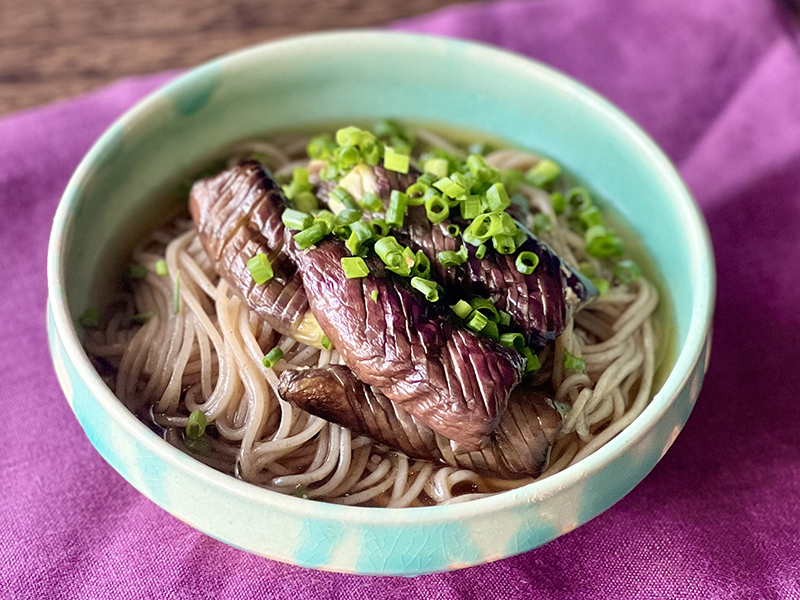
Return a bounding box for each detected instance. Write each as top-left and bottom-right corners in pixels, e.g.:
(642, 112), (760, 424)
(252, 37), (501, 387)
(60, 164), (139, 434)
(0, 0), (478, 115)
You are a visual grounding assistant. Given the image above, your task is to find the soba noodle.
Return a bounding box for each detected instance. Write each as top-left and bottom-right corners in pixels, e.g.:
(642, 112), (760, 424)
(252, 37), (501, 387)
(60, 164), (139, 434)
(85, 129), (660, 507)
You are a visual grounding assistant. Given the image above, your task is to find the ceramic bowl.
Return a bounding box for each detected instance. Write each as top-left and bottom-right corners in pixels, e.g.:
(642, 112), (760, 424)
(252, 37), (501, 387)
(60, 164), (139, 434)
(47, 31), (715, 576)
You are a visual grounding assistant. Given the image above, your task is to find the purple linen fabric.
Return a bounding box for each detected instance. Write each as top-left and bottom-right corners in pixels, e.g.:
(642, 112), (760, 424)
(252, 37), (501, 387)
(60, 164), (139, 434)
(2, 0), (800, 597)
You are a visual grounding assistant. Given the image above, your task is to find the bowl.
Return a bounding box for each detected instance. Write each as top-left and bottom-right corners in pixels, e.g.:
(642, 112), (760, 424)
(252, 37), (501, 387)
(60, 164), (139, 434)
(46, 31), (715, 576)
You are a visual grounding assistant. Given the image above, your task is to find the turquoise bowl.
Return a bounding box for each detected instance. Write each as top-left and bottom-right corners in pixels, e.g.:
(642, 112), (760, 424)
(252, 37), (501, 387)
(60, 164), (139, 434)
(47, 31), (715, 575)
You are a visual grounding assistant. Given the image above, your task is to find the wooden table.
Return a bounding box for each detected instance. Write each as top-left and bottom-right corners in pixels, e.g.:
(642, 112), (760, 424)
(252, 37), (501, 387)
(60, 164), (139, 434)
(0, 0), (478, 116)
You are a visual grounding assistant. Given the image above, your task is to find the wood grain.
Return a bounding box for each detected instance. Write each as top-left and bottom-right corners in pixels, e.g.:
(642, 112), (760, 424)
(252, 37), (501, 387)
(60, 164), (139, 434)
(0, 0), (477, 115)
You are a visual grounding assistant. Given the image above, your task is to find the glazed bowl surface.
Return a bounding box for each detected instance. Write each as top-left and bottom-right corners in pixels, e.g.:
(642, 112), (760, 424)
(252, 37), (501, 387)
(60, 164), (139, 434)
(47, 31), (715, 576)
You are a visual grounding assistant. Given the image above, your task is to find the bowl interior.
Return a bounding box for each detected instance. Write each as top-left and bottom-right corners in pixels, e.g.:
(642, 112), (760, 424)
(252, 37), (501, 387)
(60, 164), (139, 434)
(48, 31), (714, 572)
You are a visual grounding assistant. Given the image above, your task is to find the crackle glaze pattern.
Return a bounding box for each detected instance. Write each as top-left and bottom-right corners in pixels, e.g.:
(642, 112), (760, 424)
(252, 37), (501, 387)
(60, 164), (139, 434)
(47, 32), (715, 576)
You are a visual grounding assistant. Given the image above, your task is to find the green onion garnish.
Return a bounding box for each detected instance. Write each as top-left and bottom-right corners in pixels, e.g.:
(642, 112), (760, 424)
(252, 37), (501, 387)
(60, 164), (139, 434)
(156, 260), (168, 276)
(498, 310), (512, 327)
(475, 244), (487, 259)
(184, 436), (210, 455)
(523, 347), (542, 373)
(127, 264), (148, 280)
(293, 191), (318, 213)
(461, 195), (483, 220)
(492, 234), (516, 255)
(410, 277), (439, 302)
(463, 214), (494, 246)
(433, 176), (466, 199)
(515, 251), (540, 275)
(370, 290), (379, 302)
(369, 219), (391, 238)
(466, 310), (489, 333)
(173, 271), (181, 314)
(334, 209), (362, 232)
(405, 182), (428, 204)
(470, 298), (499, 322)
(79, 308), (100, 329)
(131, 311), (156, 324)
(451, 300), (472, 320)
(313, 210), (336, 235)
(563, 350), (585, 372)
(466, 154), (496, 183)
(341, 256), (370, 279)
(293, 222), (327, 249)
(307, 134), (336, 160)
(321, 335), (332, 350)
(384, 146), (410, 174)
(446, 224), (461, 238)
(437, 249), (467, 268)
(532, 213), (553, 235)
(584, 225), (625, 258)
(374, 236), (410, 276)
(246, 253), (274, 285)
(425, 195), (450, 224)
(514, 226), (528, 248)
(526, 159), (561, 187)
(330, 186), (358, 212)
(346, 221), (374, 255)
(485, 183), (510, 213)
(550, 192), (566, 215)
(590, 277), (610, 296)
(566, 187), (592, 209)
(578, 205), (603, 229)
(186, 410), (207, 440)
(423, 157), (449, 179)
(262, 346), (284, 368)
(482, 320), (499, 340)
(336, 126), (368, 147)
(294, 483), (310, 499)
(412, 251), (431, 278)
(337, 145), (361, 169)
(386, 190), (408, 228)
(614, 259), (642, 284)
(282, 208), (313, 231)
(359, 191), (383, 213)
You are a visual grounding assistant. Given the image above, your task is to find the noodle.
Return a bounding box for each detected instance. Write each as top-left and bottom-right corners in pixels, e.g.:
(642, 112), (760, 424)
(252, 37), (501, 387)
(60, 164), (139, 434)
(84, 129), (661, 507)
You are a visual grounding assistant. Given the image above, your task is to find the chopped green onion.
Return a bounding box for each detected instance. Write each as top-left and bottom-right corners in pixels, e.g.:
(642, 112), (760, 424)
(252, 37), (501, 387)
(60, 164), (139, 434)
(386, 190), (408, 228)
(514, 227), (528, 248)
(262, 346), (284, 368)
(384, 146), (410, 174)
(423, 157), (449, 179)
(550, 192), (566, 215)
(184, 436), (210, 455)
(346, 221), (374, 255)
(336, 126), (369, 147)
(410, 277), (439, 302)
(412, 250), (431, 278)
(282, 167), (313, 200)
(584, 225), (625, 258)
(370, 290), (379, 302)
(533, 213), (553, 235)
(246, 253), (274, 285)
(451, 299), (472, 320)
(475, 244), (487, 259)
(173, 271), (181, 314)
(313, 210), (336, 235)
(359, 191), (383, 213)
(293, 191), (318, 213)
(369, 219), (390, 238)
(590, 277), (610, 296)
(526, 159), (561, 187)
(334, 209), (362, 230)
(566, 187), (592, 209)
(564, 350), (585, 372)
(294, 484), (309, 499)
(515, 251), (540, 275)
(405, 182), (429, 202)
(463, 214), (494, 246)
(337, 145), (361, 169)
(437, 248), (467, 268)
(282, 208), (313, 231)
(482, 320), (499, 340)
(523, 347), (542, 373)
(186, 410), (207, 440)
(461, 195), (483, 220)
(492, 234), (516, 255)
(341, 256), (370, 279)
(466, 310), (489, 333)
(293, 222), (328, 249)
(446, 224), (461, 238)
(425, 195), (450, 224)
(307, 134), (336, 160)
(79, 308), (100, 329)
(330, 186), (359, 211)
(578, 205), (603, 229)
(466, 154), (497, 183)
(498, 310), (511, 327)
(321, 335), (332, 350)
(470, 297), (499, 322)
(155, 260), (168, 276)
(127, 264), (148, 280)
(614, 259), (642, 284)
(485, 183), (510, 213)
(374, 236), (409, 276)
(131, 311), (156, 324)
(433, 176), (466, 199)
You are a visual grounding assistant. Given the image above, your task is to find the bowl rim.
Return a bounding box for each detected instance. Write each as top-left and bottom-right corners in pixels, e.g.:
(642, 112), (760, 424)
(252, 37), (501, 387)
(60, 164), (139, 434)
(47, 30), (715, 524)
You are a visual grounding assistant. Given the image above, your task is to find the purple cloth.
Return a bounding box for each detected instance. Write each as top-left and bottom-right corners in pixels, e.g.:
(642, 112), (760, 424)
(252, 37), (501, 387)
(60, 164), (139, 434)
(2, 0), (799, 597)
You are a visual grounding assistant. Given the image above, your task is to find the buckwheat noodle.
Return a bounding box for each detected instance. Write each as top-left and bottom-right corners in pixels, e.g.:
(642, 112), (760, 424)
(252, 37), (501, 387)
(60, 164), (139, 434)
(85, 130), (661, 507)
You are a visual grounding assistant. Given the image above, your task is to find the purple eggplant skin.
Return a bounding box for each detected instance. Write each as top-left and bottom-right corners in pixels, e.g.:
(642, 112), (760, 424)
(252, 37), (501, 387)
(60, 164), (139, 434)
(189, 161), (309, 338)
(278, 365), (562, 478)
(287, 235), (525, 451)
